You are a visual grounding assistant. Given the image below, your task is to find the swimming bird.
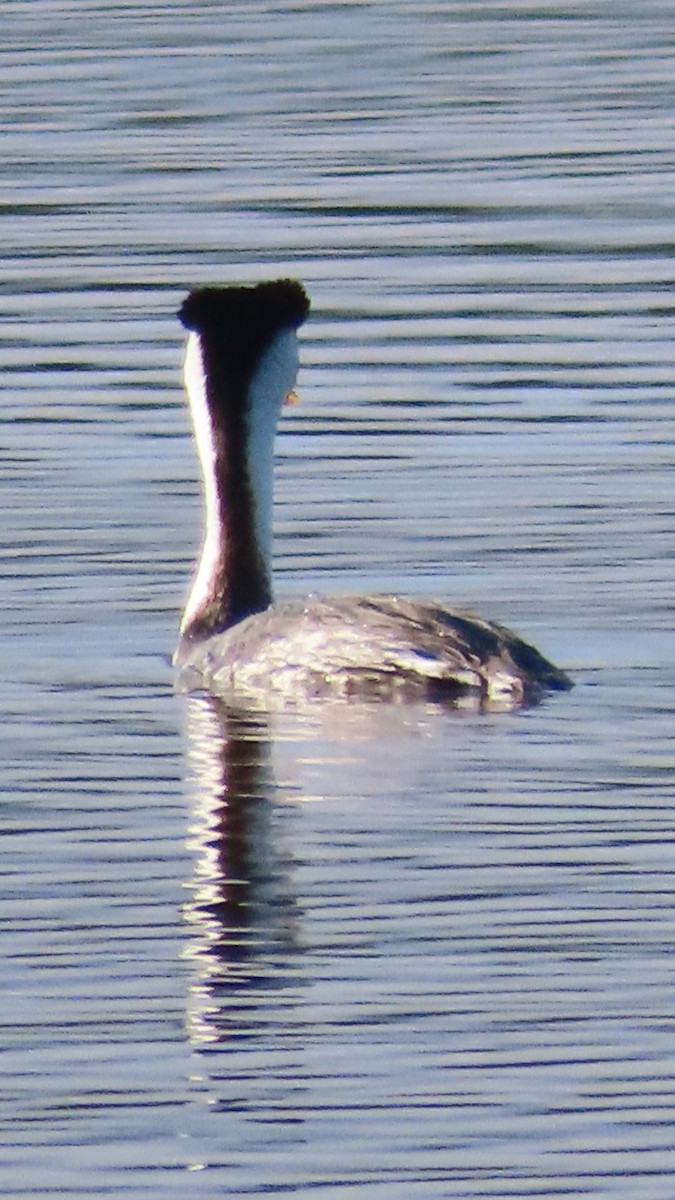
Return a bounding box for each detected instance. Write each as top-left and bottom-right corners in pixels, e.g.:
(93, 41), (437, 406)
(173, 280), (572, 707)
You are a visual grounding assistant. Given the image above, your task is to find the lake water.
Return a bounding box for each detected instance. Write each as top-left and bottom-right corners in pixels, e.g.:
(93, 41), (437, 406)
(1, 1), (674, 1196)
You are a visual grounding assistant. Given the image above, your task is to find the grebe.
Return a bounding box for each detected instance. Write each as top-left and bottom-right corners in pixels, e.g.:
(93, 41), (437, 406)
(173, 280), (572, 706)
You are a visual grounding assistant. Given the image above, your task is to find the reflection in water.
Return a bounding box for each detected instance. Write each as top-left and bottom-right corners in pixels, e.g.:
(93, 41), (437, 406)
(180, 696), (300, 1047)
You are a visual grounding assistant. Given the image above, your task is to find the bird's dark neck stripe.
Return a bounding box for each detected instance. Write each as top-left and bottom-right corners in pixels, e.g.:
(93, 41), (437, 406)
(179, 333), (271, 644)
(177, 280), (309, 646)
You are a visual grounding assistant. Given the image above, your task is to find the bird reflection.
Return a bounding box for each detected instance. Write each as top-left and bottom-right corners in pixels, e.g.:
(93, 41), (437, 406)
(180, 695), (300, 1046)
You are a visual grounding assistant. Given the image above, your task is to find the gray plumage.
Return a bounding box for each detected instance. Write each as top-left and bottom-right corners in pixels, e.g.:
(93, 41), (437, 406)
(175, 594), (572, 707)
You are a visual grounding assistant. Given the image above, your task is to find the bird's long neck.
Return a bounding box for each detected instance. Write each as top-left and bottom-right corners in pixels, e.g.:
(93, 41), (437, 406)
(179, 331), (293, 643)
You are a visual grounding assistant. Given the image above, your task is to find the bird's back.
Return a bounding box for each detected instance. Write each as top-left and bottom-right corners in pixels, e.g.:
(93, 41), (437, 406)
(175, 594), (572, 708)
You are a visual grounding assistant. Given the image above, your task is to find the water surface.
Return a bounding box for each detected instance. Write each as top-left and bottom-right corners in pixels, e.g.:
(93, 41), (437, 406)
(1, 2), (674, 1196)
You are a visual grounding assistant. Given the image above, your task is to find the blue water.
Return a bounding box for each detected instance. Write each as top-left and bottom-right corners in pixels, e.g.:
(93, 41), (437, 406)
(1, 2), (674, 1196)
